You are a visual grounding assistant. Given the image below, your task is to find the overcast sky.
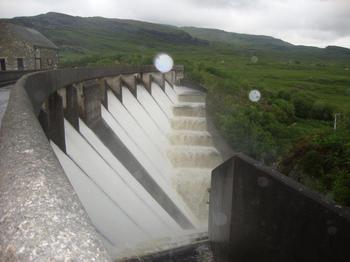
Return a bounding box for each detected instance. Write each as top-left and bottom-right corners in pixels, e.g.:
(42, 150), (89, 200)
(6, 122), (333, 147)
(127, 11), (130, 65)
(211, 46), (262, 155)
(0, 0), (349, 48)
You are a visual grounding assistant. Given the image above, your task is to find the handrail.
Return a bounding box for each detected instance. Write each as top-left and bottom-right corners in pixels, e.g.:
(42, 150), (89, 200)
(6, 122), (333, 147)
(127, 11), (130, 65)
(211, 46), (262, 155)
(0, 65), (181, 261)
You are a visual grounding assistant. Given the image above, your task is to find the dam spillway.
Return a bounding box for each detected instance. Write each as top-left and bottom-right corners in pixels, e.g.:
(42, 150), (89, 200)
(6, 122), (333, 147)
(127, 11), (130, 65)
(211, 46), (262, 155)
(1, 66), (349, 261)
(48, 75), (222, 259)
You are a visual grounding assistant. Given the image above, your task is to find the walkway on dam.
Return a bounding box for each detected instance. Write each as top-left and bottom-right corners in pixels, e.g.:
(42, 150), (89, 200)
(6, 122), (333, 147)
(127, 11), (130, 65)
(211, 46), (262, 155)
(0, 85), (10, 128)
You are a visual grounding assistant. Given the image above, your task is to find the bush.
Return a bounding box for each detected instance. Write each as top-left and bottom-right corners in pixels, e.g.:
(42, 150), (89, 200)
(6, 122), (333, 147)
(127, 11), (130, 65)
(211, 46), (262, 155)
(272, 99), (296, 124)
(310, 101), (334, 121)
(292, 95), (314, 118)
(277, 90), (292, 101)
(333, 172), (350, 206)
(205, 66), (228, 78)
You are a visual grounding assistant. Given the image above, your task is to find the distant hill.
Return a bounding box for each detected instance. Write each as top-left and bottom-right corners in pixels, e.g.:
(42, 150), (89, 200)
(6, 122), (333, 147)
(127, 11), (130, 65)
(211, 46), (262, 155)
(2, 12), (350, 63)
(182, 26), (293, 48)
(3, 12), (206, 55)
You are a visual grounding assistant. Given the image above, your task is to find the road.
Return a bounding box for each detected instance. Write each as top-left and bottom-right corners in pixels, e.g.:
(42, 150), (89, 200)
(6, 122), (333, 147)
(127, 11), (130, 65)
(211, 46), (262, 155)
(0, 85), (11, 128)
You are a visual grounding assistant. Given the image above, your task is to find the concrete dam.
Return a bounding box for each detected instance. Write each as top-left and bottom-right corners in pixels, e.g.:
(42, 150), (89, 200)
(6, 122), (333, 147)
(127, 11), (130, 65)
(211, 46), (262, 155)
(0, 66), (349, 261)
(48, 70), (221, 258)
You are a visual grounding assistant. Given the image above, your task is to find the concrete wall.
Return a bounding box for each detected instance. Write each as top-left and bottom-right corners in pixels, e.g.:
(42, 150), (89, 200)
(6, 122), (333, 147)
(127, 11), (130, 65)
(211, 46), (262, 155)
(209, 154), (350, 262)
(0, 65), (184, 261)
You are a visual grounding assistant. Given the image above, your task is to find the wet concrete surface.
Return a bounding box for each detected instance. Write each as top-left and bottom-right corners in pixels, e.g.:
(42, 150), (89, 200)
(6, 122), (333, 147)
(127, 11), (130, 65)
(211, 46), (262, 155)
(0, 85), (11, 127)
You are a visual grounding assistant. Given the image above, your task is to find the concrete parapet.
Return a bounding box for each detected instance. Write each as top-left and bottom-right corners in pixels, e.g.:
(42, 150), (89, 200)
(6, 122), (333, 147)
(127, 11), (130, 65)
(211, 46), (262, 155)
(121, 74), (137, 97)
(209, 154), (350, 262)
(164, 71), (175, 87)
(141, 72), (152, 93)
(65, 84), (79, 130)
(151, 72), (165, 90)
(48, 91), (66, 152)
(82, 80), (102, 126)
(105, 75), (122, 102)
(0, 76), (110, 261)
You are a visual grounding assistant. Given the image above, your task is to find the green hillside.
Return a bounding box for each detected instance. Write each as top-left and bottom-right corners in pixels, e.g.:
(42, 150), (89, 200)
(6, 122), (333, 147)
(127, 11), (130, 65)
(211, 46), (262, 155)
(3, 12), (350, 206)
(4, 12), (207, 63)
(182, 26), (293, 48)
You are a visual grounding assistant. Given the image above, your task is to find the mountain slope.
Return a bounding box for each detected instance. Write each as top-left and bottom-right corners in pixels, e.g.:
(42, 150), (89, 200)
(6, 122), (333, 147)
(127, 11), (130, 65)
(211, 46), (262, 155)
(2, 12), (350, 64)
(3, 12), (206, 55)
(182, 26), (293, 49)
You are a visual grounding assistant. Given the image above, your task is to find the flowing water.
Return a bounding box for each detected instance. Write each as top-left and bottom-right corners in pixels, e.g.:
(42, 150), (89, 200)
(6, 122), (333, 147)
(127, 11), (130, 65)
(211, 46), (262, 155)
(168, 85), (222, 221)
(51, 82), (222, 257)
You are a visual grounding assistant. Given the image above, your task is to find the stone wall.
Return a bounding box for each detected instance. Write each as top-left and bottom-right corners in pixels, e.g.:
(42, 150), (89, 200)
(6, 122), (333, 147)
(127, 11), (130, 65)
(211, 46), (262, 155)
(38, 47), (59, 70)
(0, 37), (58, 71)
(0, 40), (35, 71)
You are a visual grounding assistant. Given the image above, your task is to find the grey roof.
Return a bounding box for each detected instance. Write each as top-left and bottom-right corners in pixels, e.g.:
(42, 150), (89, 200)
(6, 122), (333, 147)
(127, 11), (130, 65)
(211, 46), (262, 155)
(0, 22), (58, 49)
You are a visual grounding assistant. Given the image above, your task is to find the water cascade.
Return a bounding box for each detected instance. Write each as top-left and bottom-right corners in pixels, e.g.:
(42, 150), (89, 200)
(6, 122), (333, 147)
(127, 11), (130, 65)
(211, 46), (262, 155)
(167, 85), (222, 221)
(50, 80), (222, 258)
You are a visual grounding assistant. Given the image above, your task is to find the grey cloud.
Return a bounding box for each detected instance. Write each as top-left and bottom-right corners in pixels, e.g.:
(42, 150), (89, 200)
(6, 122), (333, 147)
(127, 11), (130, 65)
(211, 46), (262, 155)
(183, 0), (259, 8)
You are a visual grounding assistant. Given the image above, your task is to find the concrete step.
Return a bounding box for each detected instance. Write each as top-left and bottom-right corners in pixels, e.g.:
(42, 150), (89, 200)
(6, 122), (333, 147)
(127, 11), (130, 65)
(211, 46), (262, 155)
(177, 92), (206, 103)
(173, 105), (206, 117)
(169, 130), (213, 146)
(167, 146), (222, 168)
(171, 117), (207, 131)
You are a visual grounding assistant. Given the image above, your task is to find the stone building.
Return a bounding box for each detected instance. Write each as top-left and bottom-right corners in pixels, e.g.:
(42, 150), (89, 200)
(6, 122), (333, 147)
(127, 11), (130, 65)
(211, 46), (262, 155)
(0, 22), (58, 71)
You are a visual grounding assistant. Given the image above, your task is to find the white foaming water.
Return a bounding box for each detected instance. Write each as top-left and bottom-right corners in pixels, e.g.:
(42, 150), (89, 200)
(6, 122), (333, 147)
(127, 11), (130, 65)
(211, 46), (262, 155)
(78, 119), (180, 232)
(101, 105), (170, 183)
(168, 146), (221, 168)
(101, 104), (199, 227)
(173, 104), (206, 117)
(63, 119), (175, 238)
(51, 141), (148, 249)
(151, 82), (173, 118)
(167, 85), (222, 222)
(122, 86), (169, 153)
(51, 80), (223, 256)
(169, 130), (214, 147)
(165, 82), (178, 104)
(174, 168), (213, 221)
(136, 85), (170, 134)
(171, 117), (207, 131)
(107, 90), (173, 178)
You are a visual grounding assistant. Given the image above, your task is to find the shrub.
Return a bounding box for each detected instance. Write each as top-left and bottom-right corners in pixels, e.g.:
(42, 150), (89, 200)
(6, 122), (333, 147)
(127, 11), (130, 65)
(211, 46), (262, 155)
(310, 101), (334, 121)
(292, 95), (314, 118)
(277, 90), (292, 101)
(333, 172), (350, 206)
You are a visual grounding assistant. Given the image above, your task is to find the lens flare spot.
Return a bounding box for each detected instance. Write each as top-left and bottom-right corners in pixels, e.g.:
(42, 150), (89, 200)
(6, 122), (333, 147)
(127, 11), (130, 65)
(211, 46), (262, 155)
(154, 53), (174, 73)
(251, 56), (258, 64)
(249, 89), (261, 102)
(214, 212), (227, 226)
